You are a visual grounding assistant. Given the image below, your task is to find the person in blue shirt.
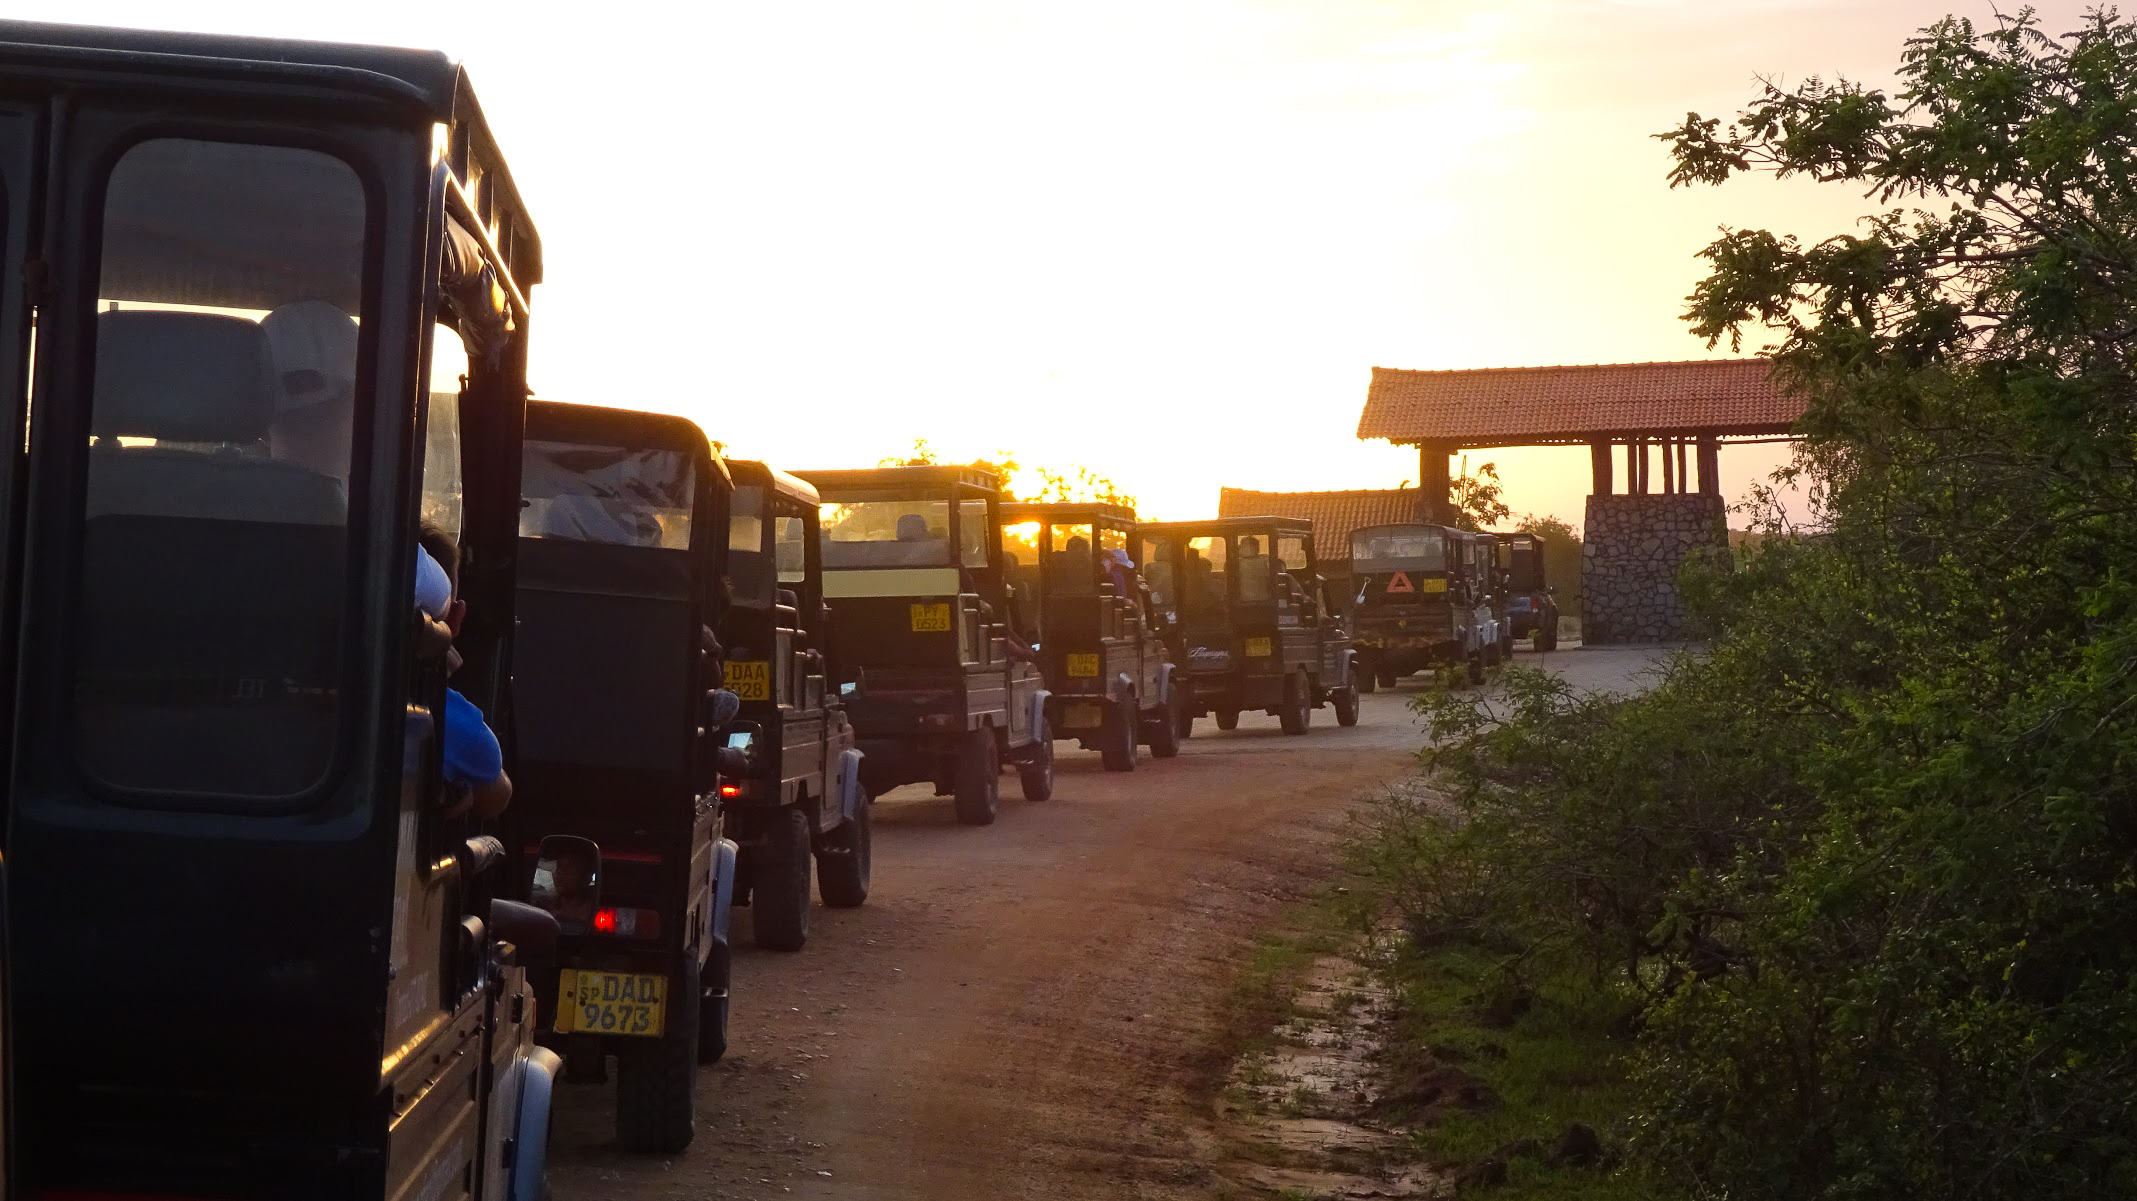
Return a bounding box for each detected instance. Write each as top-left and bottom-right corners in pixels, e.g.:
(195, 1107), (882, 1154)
(417, 523), (513, 820)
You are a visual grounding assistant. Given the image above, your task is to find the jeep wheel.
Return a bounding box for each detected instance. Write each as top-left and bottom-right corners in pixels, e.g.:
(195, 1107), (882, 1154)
(815, 793), (871, 908)
(750, 808), (811, 952)
(1466, 646), (1486, 685)
(697, 938), (731, 1064)
(1176, 704), (1195, 739)
(1214, 709), (1239, 731)
(1376, 666), (1399, 688)
(1278, 673), (1311, 736)
(1540, 614), (1560, 652)
(1019, 732), (1056, 801)
(1334, 686), (1360, 727)
(953, 727), (1001, 826)
(1101, 698), (1139, 772)
(1144, 687), (1183, 759)
(616, 957), (700, 1154)
(1357, 666), (1378, 695)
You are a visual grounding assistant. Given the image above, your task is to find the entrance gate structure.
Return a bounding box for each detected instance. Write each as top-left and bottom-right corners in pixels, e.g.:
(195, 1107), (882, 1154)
(1356, 359), (1803, 642)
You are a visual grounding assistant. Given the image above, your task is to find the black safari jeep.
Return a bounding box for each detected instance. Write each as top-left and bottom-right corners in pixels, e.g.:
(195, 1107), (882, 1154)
(720, 460), (869, 952)
(1137, 517), (1359, 733)
(0, 19), (559, 1198)
(1495, 530), (1559, 650)
(799, 466), (1051, 826)
(1000, 501), (1182, 769)
(1349, 523), (1505, 688)
(510, 400), (740, 1153)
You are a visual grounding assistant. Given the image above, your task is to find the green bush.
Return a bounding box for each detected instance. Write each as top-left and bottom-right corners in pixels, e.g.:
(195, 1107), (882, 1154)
(1363, 14), (2137, 1198)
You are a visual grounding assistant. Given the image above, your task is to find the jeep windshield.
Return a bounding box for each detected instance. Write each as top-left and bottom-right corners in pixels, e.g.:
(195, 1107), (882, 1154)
(820, 496), (954, 568)
(1351, 527), (1445, 573)
(520, 441), (694, 548)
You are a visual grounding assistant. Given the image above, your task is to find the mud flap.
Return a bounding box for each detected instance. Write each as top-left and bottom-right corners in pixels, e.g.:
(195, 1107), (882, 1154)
(708, 838), (738, 954)
(837, 748), (866, 821)
(1025, 688), (1052, 755)
(510, 1045), (563, 1201)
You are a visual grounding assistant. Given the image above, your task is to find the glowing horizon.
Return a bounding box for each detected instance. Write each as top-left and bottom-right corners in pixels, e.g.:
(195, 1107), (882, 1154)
(35, 0), (2086, 533)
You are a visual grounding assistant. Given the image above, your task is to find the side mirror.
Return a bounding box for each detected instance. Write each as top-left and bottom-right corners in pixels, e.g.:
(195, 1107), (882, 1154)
(530, 835), (602, 936)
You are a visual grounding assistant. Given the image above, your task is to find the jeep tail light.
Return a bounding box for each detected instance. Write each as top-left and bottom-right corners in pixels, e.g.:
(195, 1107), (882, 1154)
(593, 907), (661, 938)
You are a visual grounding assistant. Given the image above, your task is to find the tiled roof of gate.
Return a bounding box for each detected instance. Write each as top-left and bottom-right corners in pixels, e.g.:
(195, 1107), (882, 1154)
(1357, 358), (1801, 445)
(1216, 487), (1423, 557)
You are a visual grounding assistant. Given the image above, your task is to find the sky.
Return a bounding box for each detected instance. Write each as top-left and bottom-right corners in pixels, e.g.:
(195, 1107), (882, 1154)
(38, 0), (2101, 529)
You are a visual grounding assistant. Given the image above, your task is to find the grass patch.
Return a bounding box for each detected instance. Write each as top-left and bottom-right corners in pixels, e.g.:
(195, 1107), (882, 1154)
(1194, 886), (1352, 1100)
(1380, 941), (1673, 1201)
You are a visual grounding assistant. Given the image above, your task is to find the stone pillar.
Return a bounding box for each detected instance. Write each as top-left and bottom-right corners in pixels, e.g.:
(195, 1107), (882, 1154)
(1580, 492), (1728, 643)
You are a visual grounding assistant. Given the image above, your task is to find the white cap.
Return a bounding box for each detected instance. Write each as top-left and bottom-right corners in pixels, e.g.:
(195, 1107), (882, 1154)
(261, 300), (358, 414)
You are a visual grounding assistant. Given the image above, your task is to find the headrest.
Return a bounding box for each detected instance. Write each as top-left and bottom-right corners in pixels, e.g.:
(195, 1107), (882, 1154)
(895, 514), (929, 542)
(261, 300), (358, 415)
(92, 310), (273, 442)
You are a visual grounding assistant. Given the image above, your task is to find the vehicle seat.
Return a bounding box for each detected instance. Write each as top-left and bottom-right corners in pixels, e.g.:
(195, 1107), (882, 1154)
(75, 310), (346, 796)
(86, 310), (346, 523)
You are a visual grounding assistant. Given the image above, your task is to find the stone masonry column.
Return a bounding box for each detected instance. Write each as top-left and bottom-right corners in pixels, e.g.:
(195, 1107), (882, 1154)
(1580, 493), (1727, 642)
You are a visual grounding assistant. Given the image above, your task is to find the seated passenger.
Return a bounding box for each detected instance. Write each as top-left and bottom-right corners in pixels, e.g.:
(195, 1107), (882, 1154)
(418, 523), (513, 820)
(263, 300), (360, 491)
(1236, 536), (1272, 602)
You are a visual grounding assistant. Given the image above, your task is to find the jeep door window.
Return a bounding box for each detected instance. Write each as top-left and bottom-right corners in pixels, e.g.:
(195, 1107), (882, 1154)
(724, 485), (772, 607)
(73, 138), (368, 801)
(520, 440), (693, 549)
(958, 499), (992, 568)
(1136, 535), (1176, 607)
(1183, 535), (1229, 615)
(775, 513), (809, 585)
(819, 496), (951, 568)
(1046, 523), (1097, 595)
(1234, 533), (1274, 603)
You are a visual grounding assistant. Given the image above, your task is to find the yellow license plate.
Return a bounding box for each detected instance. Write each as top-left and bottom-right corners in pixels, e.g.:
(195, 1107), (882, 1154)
(1421, 577), (1448, 593)
(1065, 652), (1100, 677)
(556, 970), (666, 1037)
(910, 602), (952, 632)
(1244, 636), (1273, 658)
(1063, 702), (1104, 728)
(723, 660), (771, 701)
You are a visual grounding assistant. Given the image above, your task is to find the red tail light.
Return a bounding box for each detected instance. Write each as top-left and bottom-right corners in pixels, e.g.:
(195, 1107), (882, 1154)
(592, 907), (662, 938)
(719, 782), (741, 798)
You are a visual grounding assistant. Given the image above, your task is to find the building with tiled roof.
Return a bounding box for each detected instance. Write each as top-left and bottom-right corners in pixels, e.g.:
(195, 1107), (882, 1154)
(1357, 358), (1804, 512)
(1216, 487), (1424, 564)
(1357, 358), (1799, 447)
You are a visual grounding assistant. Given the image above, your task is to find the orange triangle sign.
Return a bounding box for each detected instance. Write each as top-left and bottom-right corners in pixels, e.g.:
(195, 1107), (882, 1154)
(1385, 571), (1415, 595)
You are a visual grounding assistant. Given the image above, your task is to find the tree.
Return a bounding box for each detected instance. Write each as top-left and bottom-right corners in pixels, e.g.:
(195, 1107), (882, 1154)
(1448, 460), (1510, 532)
(1615, 13), (2137, 1198)
(1514, 513), (1582, 610)
(879, 438), (1024, 499)
(1032, 465), (1136, 509)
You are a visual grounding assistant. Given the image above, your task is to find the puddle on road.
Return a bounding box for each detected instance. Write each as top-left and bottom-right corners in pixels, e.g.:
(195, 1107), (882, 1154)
(1216, 954), (1450, 1200)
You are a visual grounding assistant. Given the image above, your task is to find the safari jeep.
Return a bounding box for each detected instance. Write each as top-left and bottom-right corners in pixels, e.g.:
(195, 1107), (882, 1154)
(719, 460), (869, 952)
(1348, 523), (1502, 687)
(1000, 501), (1183, 769)
(799, 466), (1051, 826)
(508, 400), (743, 1153)
(0, 20), (559, 1197)
(1496, 530), (1560, 650)
(1137, 517), (1358, 733)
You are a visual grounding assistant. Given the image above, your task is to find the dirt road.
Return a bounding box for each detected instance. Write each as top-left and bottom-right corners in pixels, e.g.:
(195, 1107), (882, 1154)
(548, 645), (1670, 1200)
